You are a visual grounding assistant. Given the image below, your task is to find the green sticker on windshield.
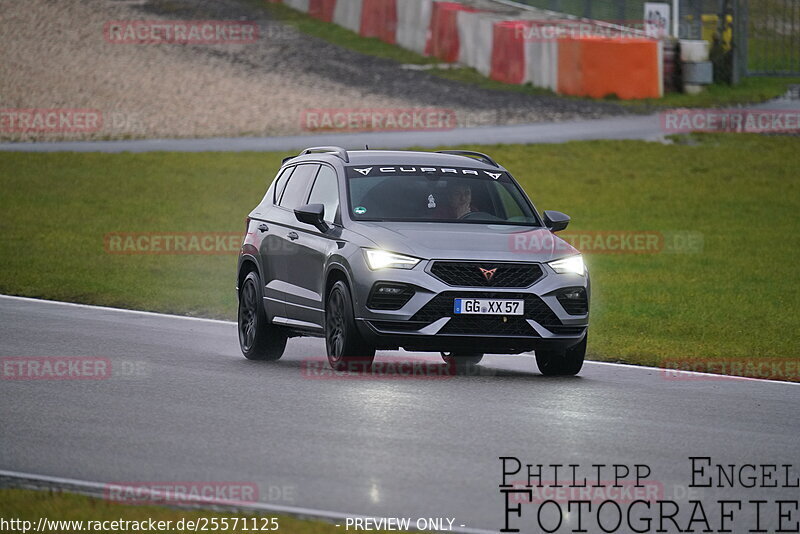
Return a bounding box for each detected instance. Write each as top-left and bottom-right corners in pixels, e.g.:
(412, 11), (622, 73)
(354, 206), (367, 215)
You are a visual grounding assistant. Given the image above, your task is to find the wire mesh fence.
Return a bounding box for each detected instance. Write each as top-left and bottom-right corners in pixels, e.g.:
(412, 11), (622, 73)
(508, 0), (800, 76)
(747, 0), (800, 75)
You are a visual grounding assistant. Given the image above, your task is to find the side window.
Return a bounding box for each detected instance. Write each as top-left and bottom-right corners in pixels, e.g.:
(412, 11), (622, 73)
(307, 166), (340, 223)
(278, 164), (319, 209)
(272, 166), (295, 204)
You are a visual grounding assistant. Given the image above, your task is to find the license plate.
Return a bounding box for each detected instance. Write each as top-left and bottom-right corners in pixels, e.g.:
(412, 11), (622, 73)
(453, 299), (524, 315)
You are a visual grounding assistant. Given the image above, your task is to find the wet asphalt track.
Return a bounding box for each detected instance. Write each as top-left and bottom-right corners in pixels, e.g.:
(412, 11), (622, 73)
(0, 295), (798, 533)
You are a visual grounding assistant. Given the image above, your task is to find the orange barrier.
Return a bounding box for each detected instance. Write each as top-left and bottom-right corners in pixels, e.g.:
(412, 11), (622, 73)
(308, 0), (337, 22)
(490, 20), (530, 84)
(557, 37), (662, 99)
(360, 0), (398, 44)
(425, 2), (477, 62)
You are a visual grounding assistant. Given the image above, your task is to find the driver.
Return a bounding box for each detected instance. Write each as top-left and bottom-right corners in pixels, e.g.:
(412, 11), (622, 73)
(435, 180), (475, 219)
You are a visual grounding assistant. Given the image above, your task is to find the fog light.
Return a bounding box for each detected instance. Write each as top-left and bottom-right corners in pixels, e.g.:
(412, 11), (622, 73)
(377, 286), (406, 295)
(556, 287), (588, 315)
(367, 283), (415, 310)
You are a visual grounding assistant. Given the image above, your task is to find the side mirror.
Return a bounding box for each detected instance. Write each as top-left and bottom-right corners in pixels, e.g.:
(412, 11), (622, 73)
(294, 203), (329, 233)
(543, 210), (570, 232)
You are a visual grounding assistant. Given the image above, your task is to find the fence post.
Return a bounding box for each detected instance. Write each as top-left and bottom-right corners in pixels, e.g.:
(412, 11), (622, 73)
(732, 0), (748, 82)
(672, 0), (679, 37)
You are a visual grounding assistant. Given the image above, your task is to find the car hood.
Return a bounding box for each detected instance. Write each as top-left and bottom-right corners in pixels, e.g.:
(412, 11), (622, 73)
(351, 221), (578, 263)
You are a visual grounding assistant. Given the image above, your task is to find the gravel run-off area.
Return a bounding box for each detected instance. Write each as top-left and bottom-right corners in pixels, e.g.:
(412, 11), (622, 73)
(0, 0), (629, 142)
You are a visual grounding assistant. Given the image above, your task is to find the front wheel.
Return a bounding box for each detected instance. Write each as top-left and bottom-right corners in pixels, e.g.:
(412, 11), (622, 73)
(535, 335), (586, 376)
(326, 281), (375, 371)
(238, 271), (287, 361)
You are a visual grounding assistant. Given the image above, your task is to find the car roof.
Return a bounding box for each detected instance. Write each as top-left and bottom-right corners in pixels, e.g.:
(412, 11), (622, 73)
(285, 150), (507, 171)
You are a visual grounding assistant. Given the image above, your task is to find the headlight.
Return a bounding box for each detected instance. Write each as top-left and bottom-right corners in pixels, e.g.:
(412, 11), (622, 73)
(548, 255), (585, 276)
(364, 249), (421, 270)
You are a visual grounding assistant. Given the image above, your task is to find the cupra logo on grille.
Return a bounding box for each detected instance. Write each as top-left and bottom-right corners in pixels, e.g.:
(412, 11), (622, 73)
(479, 267), (498, 281)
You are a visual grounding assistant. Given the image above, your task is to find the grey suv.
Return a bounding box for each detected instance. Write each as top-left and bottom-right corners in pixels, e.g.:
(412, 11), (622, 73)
(236, 147), (589, 375)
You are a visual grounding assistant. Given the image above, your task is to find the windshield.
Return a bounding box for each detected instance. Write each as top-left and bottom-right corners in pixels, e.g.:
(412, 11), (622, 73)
(346, 165), (540, 225)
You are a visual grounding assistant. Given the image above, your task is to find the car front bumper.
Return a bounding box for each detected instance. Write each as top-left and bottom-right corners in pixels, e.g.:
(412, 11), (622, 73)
(349, 257), (590, 354)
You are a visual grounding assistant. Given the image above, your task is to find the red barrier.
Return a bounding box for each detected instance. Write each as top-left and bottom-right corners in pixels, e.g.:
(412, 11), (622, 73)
(558, 37), (661, 99)
(489, 20), (531, 84)
(308, 0), (337, 22)
(360, 0), (398, 44)
(425, 2), (477, 62)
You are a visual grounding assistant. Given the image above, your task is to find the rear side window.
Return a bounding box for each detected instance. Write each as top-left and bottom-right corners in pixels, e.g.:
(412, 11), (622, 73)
(272, 166), (294, 204)
(279, 164), (319, 209)
(307, 165), (340, 223)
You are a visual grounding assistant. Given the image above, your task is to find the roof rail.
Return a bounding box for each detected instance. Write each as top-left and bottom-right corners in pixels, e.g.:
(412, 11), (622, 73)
(435, 150), (499, 168)
(299, 146), (350, 163)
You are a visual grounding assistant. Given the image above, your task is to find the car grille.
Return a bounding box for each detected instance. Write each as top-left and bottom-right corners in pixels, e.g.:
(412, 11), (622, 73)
(439, 316), (534, 336)
(429, 261), (544, 288)
(410, 291), (561, 336)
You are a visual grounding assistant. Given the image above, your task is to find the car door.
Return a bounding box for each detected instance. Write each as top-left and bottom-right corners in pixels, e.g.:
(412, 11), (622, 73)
(249, 165), (294, 323)
(281, 164), (342, 329)
(266, 163), (321, 329)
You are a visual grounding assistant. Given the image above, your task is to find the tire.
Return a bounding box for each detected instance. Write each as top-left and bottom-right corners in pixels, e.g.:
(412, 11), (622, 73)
(535, 335), (586, 376)
(325, 281), (376, 371)
(238, 271), (287, 361)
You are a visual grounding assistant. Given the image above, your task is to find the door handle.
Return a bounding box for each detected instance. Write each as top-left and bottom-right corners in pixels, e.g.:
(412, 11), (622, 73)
(258, 223), (269, 233)
(287, 231), (299, 241)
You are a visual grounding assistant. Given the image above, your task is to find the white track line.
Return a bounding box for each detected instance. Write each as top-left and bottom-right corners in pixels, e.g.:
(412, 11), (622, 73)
(0, 469), (498, 534)
(1, 294), (796, 385)
(0, 294), (236, 325)
(585, 359), (798, 385)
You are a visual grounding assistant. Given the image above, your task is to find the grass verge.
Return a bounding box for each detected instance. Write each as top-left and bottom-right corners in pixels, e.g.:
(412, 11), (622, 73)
(0, 488), (380, 533)
(263, 2), (800, 108)
(0, 135), (798, 371)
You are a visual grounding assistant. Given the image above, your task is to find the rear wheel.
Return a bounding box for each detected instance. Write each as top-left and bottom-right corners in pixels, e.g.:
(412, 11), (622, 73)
(238, 271), (287, 361)
(441, 352), (483, 372)
(326, 281), (375, 371)
(535, 335), (586, 376)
